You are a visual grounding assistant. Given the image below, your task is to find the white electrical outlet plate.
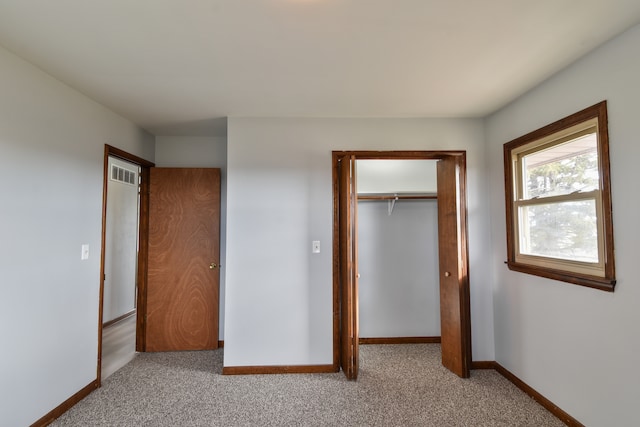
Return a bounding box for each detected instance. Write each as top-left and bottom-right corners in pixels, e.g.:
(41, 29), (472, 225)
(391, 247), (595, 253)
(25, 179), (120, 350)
(312, 240), (320, 253)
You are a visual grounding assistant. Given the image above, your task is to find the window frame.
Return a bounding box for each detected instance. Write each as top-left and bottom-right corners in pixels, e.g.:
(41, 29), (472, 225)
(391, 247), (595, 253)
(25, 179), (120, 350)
(503, 101), (616, 291)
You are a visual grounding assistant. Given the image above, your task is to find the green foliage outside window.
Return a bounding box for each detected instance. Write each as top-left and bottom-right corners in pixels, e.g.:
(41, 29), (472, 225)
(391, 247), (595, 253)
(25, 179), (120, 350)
(522, 149), (599, 261)
(504, 101), (615, 291)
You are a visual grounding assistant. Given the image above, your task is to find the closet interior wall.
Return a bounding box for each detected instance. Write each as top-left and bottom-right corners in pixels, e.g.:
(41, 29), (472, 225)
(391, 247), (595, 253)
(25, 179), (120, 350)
(357, 195), (441, 339)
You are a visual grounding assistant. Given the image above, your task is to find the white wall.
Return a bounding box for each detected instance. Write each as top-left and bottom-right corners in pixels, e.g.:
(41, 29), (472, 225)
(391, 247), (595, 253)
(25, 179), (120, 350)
(485, 23), (640, 427)
(155, 135), (228, 339)
(0, 45), (153, 427)
(357, 159), (437, 194)
(224, 117), (494, 367)
(103, 157), (139, 322)
(357, 159), (440, 338)
(358, 200), (440, 338)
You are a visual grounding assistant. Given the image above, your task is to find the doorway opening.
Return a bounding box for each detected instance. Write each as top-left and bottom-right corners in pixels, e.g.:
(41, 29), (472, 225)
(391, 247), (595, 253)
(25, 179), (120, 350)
(98, 145), (154, 385)
(357, 159), (440, 343)
(332, 151), (472, 380)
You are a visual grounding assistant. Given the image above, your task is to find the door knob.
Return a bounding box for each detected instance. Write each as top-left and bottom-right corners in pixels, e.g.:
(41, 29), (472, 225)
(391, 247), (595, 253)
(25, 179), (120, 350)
(209, 262), (218, 269)
(444, 271), (451, 277)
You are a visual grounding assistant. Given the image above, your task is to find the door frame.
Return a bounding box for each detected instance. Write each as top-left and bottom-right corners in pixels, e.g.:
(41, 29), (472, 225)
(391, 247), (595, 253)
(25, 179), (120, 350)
(332, 150), (472, 377)
(336, 154), (359, 379)
(98, 145), (154, 385)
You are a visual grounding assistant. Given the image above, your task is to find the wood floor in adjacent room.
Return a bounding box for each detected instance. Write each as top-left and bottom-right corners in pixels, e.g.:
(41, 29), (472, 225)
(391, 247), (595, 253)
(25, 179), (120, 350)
(101, 313), (137, 380)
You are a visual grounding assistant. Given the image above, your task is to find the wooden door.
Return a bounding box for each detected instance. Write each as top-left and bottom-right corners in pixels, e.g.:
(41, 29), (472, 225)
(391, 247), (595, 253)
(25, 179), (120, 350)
(144, 168), (220, 352)
(338, 155), (359, 379)
(437, 156), (472, 378)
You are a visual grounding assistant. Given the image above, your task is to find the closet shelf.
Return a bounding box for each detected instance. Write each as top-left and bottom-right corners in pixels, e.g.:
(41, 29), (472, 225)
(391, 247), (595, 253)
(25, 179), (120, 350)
(357, 192), (437, 201)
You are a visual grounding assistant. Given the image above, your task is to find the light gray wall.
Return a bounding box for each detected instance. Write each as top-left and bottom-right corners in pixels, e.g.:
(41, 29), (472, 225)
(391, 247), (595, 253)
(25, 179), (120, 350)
(103, 157), (139, 322)
(485, 23), (640, 426)
(358, 200), (440, 338)
(0, 45), (154, 427)
(224, 117), (494, 367)
(155, 135), (228, 339)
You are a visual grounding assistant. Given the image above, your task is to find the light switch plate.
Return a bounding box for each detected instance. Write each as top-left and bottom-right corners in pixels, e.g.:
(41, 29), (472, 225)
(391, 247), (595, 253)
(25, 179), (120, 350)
(81, 244), (90, 260)
(312, 240), (320, 253)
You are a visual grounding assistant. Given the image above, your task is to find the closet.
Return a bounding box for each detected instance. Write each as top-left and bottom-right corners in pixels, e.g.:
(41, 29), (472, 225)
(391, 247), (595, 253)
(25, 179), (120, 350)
(356, 160), (441, 341)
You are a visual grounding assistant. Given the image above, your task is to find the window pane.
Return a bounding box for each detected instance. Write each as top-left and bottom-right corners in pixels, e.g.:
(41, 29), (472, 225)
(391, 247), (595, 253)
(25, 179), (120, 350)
(519, 200), (598, 263)
(522, 133), (599, 199)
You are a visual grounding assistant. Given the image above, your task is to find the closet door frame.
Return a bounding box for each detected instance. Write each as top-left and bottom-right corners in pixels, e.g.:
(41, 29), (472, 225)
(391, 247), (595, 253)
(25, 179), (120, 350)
(331, 150), (471, 379)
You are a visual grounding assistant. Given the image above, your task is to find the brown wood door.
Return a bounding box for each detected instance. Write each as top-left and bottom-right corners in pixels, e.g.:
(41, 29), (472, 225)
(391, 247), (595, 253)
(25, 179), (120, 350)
(338, 155), (359, 380)
(144, 168), (220, 352)
(437, 156), (472, 378)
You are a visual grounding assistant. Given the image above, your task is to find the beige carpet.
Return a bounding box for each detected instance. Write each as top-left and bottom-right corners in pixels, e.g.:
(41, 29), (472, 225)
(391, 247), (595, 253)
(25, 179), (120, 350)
(51, 344), (564, 426)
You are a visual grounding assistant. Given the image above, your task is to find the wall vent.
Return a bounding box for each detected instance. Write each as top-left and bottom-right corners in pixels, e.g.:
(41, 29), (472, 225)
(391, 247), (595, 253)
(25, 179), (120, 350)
(110, 164), (137, 185)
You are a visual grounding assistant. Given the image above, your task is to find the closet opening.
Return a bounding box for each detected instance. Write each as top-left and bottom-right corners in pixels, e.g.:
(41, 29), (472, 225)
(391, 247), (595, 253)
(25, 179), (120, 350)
(357, 159), (441, 345)
(332, 151), (471, 380)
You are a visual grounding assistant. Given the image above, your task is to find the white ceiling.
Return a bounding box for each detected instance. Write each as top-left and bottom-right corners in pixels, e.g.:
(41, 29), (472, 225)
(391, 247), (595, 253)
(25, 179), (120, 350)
(1, 1), (639, 137)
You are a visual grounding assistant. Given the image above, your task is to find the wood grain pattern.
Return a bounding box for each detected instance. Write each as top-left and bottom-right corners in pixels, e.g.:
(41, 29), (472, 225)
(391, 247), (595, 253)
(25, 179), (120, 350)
(359, 337), (441, 344)
(333, 150), (467, 160)
(338, 155), (359, 380)
(331, 153), (341, 371)
(146, 168), (220, 352)
(437, 155), (472, 378)
(136, 165), (151, 351)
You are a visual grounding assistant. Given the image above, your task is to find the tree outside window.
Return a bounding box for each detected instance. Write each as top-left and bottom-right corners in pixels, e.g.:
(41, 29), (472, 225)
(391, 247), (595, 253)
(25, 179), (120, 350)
(504, 101), (615, 291)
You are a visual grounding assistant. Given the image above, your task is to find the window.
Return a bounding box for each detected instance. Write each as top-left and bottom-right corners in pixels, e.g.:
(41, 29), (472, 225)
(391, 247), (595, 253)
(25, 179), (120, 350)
(504, 101), (616, 291)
